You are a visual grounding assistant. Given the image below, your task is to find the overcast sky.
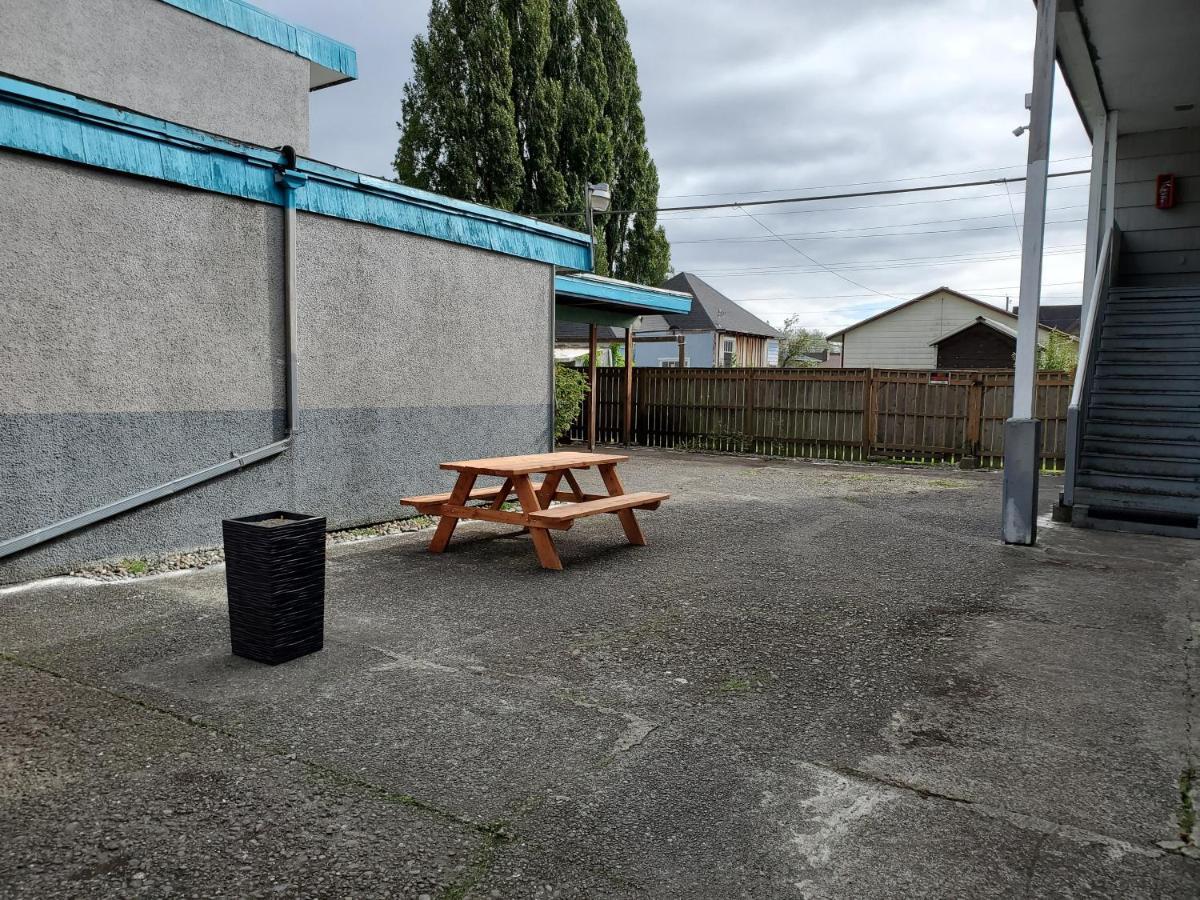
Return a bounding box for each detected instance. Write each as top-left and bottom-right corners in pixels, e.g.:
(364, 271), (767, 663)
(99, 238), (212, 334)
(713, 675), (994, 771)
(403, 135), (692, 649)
(256, 0), (1092, 333)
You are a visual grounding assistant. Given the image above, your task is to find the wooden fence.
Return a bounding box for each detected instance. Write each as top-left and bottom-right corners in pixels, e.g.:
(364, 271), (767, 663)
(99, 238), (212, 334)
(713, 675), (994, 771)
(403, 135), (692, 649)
(568, 367), (1073, 469)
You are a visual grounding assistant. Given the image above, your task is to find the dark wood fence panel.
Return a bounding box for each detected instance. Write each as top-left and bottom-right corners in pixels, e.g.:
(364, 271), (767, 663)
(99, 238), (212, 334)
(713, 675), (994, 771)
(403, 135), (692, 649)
(567, 366), (1073, 470)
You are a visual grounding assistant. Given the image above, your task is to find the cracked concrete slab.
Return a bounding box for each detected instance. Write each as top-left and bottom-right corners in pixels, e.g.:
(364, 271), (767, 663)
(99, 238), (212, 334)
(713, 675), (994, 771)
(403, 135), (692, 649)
(1, 449), (1198, 897)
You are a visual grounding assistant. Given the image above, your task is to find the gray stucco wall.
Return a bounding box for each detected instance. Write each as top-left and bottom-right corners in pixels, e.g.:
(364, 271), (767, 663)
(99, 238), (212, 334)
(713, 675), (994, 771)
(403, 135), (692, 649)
(0, 151), (553, 582)
(0, 0), (310, 151)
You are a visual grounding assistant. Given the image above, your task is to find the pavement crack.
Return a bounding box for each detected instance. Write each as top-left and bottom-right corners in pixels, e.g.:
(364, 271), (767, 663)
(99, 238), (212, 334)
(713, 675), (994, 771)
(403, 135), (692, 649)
(809, 758), (1165, 860)
(0, 652), (502, 839)
(1021, 832), (1050, 899)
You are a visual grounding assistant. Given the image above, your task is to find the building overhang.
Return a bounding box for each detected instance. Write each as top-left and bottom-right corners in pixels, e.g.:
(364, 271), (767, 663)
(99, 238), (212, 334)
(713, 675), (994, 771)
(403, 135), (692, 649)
(554, 273), (692, 328)
(1055, 0), (1200, 134)
(159, 0), (359, 89)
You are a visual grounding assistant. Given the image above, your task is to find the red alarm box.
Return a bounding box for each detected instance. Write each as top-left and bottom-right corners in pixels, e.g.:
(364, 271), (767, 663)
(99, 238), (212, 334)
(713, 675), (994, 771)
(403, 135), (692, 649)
(1156, 174), (1176, 209)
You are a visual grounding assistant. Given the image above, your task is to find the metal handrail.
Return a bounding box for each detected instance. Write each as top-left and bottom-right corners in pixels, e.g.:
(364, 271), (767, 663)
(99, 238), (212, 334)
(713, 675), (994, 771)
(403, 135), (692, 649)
(1062, 223), (1119, 506)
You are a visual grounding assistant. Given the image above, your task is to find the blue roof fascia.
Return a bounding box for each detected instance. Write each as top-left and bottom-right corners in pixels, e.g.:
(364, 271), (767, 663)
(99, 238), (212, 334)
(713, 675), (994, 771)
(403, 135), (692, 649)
(158, 0), (358, 83)
(554, 274), (693, 315)
(0, 75), (592, 270)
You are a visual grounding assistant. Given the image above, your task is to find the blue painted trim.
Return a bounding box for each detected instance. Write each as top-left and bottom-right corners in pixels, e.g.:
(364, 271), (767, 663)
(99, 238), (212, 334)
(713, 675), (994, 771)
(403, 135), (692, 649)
(0, 75), (592, 271)
(157, 0), (358, 84)
(555, 274), (692, 315)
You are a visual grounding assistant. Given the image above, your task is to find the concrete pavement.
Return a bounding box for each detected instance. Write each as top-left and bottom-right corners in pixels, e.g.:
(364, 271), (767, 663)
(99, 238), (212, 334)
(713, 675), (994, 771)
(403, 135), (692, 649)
(1, 449), (1197, 897)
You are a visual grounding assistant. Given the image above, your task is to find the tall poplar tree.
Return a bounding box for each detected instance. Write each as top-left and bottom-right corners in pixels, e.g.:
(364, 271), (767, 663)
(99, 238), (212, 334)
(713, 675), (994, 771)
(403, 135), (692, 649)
(395, 0), (523, 210)
(396, 0), (671, 286)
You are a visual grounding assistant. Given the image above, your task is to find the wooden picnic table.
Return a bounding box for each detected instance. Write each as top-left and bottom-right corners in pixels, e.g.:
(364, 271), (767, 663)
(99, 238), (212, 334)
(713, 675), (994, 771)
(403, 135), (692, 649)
(400, 452), (669, 570)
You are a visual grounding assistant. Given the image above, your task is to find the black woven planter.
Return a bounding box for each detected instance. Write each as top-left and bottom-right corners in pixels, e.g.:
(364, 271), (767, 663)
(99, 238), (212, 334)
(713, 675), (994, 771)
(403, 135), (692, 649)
(222, 511), (326, 665)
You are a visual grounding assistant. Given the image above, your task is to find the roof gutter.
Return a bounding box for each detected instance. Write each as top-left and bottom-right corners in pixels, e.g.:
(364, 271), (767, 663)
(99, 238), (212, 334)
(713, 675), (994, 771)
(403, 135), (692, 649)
(0, 152), (307, 561)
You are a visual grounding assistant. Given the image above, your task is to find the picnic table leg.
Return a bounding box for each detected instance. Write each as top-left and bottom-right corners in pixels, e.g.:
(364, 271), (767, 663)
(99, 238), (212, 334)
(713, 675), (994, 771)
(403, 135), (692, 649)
(429, 471), (477, 553)
(562, 470), (586, 501)
(512, 474), (563, 570)
(536, 470), (564, 507)
(488, 478), (514, 510)
(597, 463), (646, 546)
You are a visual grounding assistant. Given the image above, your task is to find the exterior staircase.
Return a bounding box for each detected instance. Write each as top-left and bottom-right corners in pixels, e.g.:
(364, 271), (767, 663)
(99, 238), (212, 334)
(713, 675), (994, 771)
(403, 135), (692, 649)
(1071, 285), (1200, 538)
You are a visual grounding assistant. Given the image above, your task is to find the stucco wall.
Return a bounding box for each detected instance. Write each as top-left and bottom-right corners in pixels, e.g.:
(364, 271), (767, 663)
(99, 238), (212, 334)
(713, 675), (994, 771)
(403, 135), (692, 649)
(839, 291), (1046, 369)
(0, 152), (553, 582)
(0, 0), (310, 151)
(1114, 126), (1200, 287)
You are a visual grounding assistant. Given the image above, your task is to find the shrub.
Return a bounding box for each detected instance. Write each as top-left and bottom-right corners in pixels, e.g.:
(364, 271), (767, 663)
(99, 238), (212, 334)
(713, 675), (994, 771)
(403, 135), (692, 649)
(554, 364), (588, 440)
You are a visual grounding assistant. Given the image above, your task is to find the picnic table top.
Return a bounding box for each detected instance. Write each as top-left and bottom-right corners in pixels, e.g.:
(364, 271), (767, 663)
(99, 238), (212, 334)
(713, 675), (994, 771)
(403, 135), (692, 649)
(439, 451), (629, 477)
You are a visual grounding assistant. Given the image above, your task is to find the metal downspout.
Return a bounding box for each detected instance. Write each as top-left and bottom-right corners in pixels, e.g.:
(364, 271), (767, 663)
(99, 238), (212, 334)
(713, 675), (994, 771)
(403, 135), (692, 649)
(0, 150), (307, 562)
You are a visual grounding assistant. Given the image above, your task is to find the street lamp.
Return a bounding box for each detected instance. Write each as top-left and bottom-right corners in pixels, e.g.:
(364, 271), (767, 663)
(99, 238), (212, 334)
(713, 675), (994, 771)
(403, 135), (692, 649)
(584, 182), (611, 272)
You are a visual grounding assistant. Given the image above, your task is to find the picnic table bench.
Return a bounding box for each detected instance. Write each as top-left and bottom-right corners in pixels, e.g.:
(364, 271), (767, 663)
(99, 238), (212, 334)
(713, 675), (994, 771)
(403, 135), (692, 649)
(401, 452), (668, 570)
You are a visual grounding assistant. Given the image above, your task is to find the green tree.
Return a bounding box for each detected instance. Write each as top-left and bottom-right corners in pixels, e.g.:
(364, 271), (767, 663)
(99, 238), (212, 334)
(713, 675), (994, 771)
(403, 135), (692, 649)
(1037, 330), (1078, 372)
(395, 0), (523, 209)
(778, 315), (832, 367)
(396, 0), (670, 285)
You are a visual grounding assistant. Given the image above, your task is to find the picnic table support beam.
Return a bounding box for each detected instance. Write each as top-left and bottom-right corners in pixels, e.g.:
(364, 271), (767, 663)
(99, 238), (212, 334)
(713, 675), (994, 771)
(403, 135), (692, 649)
(587, 323), (598, 451)
(623, 324), (634, 447)
(598, 463), (646, 546)
(429, 471), (477, 553)
(512, 473), (564, 570)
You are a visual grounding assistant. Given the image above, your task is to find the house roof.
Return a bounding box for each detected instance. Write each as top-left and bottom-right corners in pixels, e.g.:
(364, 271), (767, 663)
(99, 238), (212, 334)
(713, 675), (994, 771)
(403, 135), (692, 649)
(659, 273), (783, 339)
(929, 316), (1018, 346)
(1013, 304), (1082, 336)
(825, 286), (1058, 342)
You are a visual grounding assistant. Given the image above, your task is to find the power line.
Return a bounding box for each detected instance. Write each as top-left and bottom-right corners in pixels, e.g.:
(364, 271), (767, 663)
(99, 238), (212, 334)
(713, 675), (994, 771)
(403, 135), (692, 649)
(657, 182), (1090, 222)
(733, 205), (901, 299)
(665, 204), (1087, 239)
(686, 244), (1084, 278)
(669, 217), (1086, 245)
(658, 154), (1091, 200)
(535, 168), (1090, 217)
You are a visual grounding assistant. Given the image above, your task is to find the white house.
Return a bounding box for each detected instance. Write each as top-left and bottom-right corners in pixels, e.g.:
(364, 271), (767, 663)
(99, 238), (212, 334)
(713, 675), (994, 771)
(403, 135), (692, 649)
(825, 287), (1065, 369)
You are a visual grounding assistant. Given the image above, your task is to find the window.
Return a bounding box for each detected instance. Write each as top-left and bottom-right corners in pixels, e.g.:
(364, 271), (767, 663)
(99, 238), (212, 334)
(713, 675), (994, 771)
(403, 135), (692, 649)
(660, 358), (689, 368)
(721, 337), (736, 367)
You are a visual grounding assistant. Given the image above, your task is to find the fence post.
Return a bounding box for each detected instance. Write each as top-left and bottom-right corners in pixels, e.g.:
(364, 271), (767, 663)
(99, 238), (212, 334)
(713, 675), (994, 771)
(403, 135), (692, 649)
(961, 376), (984, 468)
(861, 368), (876, 459)
(742, 369), (756, 452)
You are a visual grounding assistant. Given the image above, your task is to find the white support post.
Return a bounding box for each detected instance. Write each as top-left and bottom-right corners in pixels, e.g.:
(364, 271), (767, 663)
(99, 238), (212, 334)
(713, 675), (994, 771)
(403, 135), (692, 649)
(1081, 112), (1107, 313)
(1002, 0), (1058, 545)
(1103, 112), (1118, 241)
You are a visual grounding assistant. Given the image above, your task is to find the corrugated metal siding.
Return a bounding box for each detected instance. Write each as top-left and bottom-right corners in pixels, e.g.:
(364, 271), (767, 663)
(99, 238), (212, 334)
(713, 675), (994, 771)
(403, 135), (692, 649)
(1115, 127), (1200, 286)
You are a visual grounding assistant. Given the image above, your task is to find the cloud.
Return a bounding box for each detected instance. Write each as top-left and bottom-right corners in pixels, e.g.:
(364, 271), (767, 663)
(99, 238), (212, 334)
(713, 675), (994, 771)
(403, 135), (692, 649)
(255, 0), (1092, 331)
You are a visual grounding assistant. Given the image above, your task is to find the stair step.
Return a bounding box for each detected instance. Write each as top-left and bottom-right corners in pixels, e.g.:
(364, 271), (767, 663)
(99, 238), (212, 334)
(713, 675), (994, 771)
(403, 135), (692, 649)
(1091, 375), (1200, 392)
(1104, 296), (1200, 309)
(1079, 452), (1200, 481)
(1104, 297), (1200, 309)
(1097, 342), (1200, 357)
(1088, 402), (1200, 424)
(1094, 361), (1200, 375)
(1073, 486), (1200, 517)
(1077, 470), (1200, 499)
(1090, 386), (1200, 404)
(1084, 420), (1200, 442)
(1082, 436), (1200, 461)
(1104, 311), (1200, 326)
(1103, 324), (1200, 338)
